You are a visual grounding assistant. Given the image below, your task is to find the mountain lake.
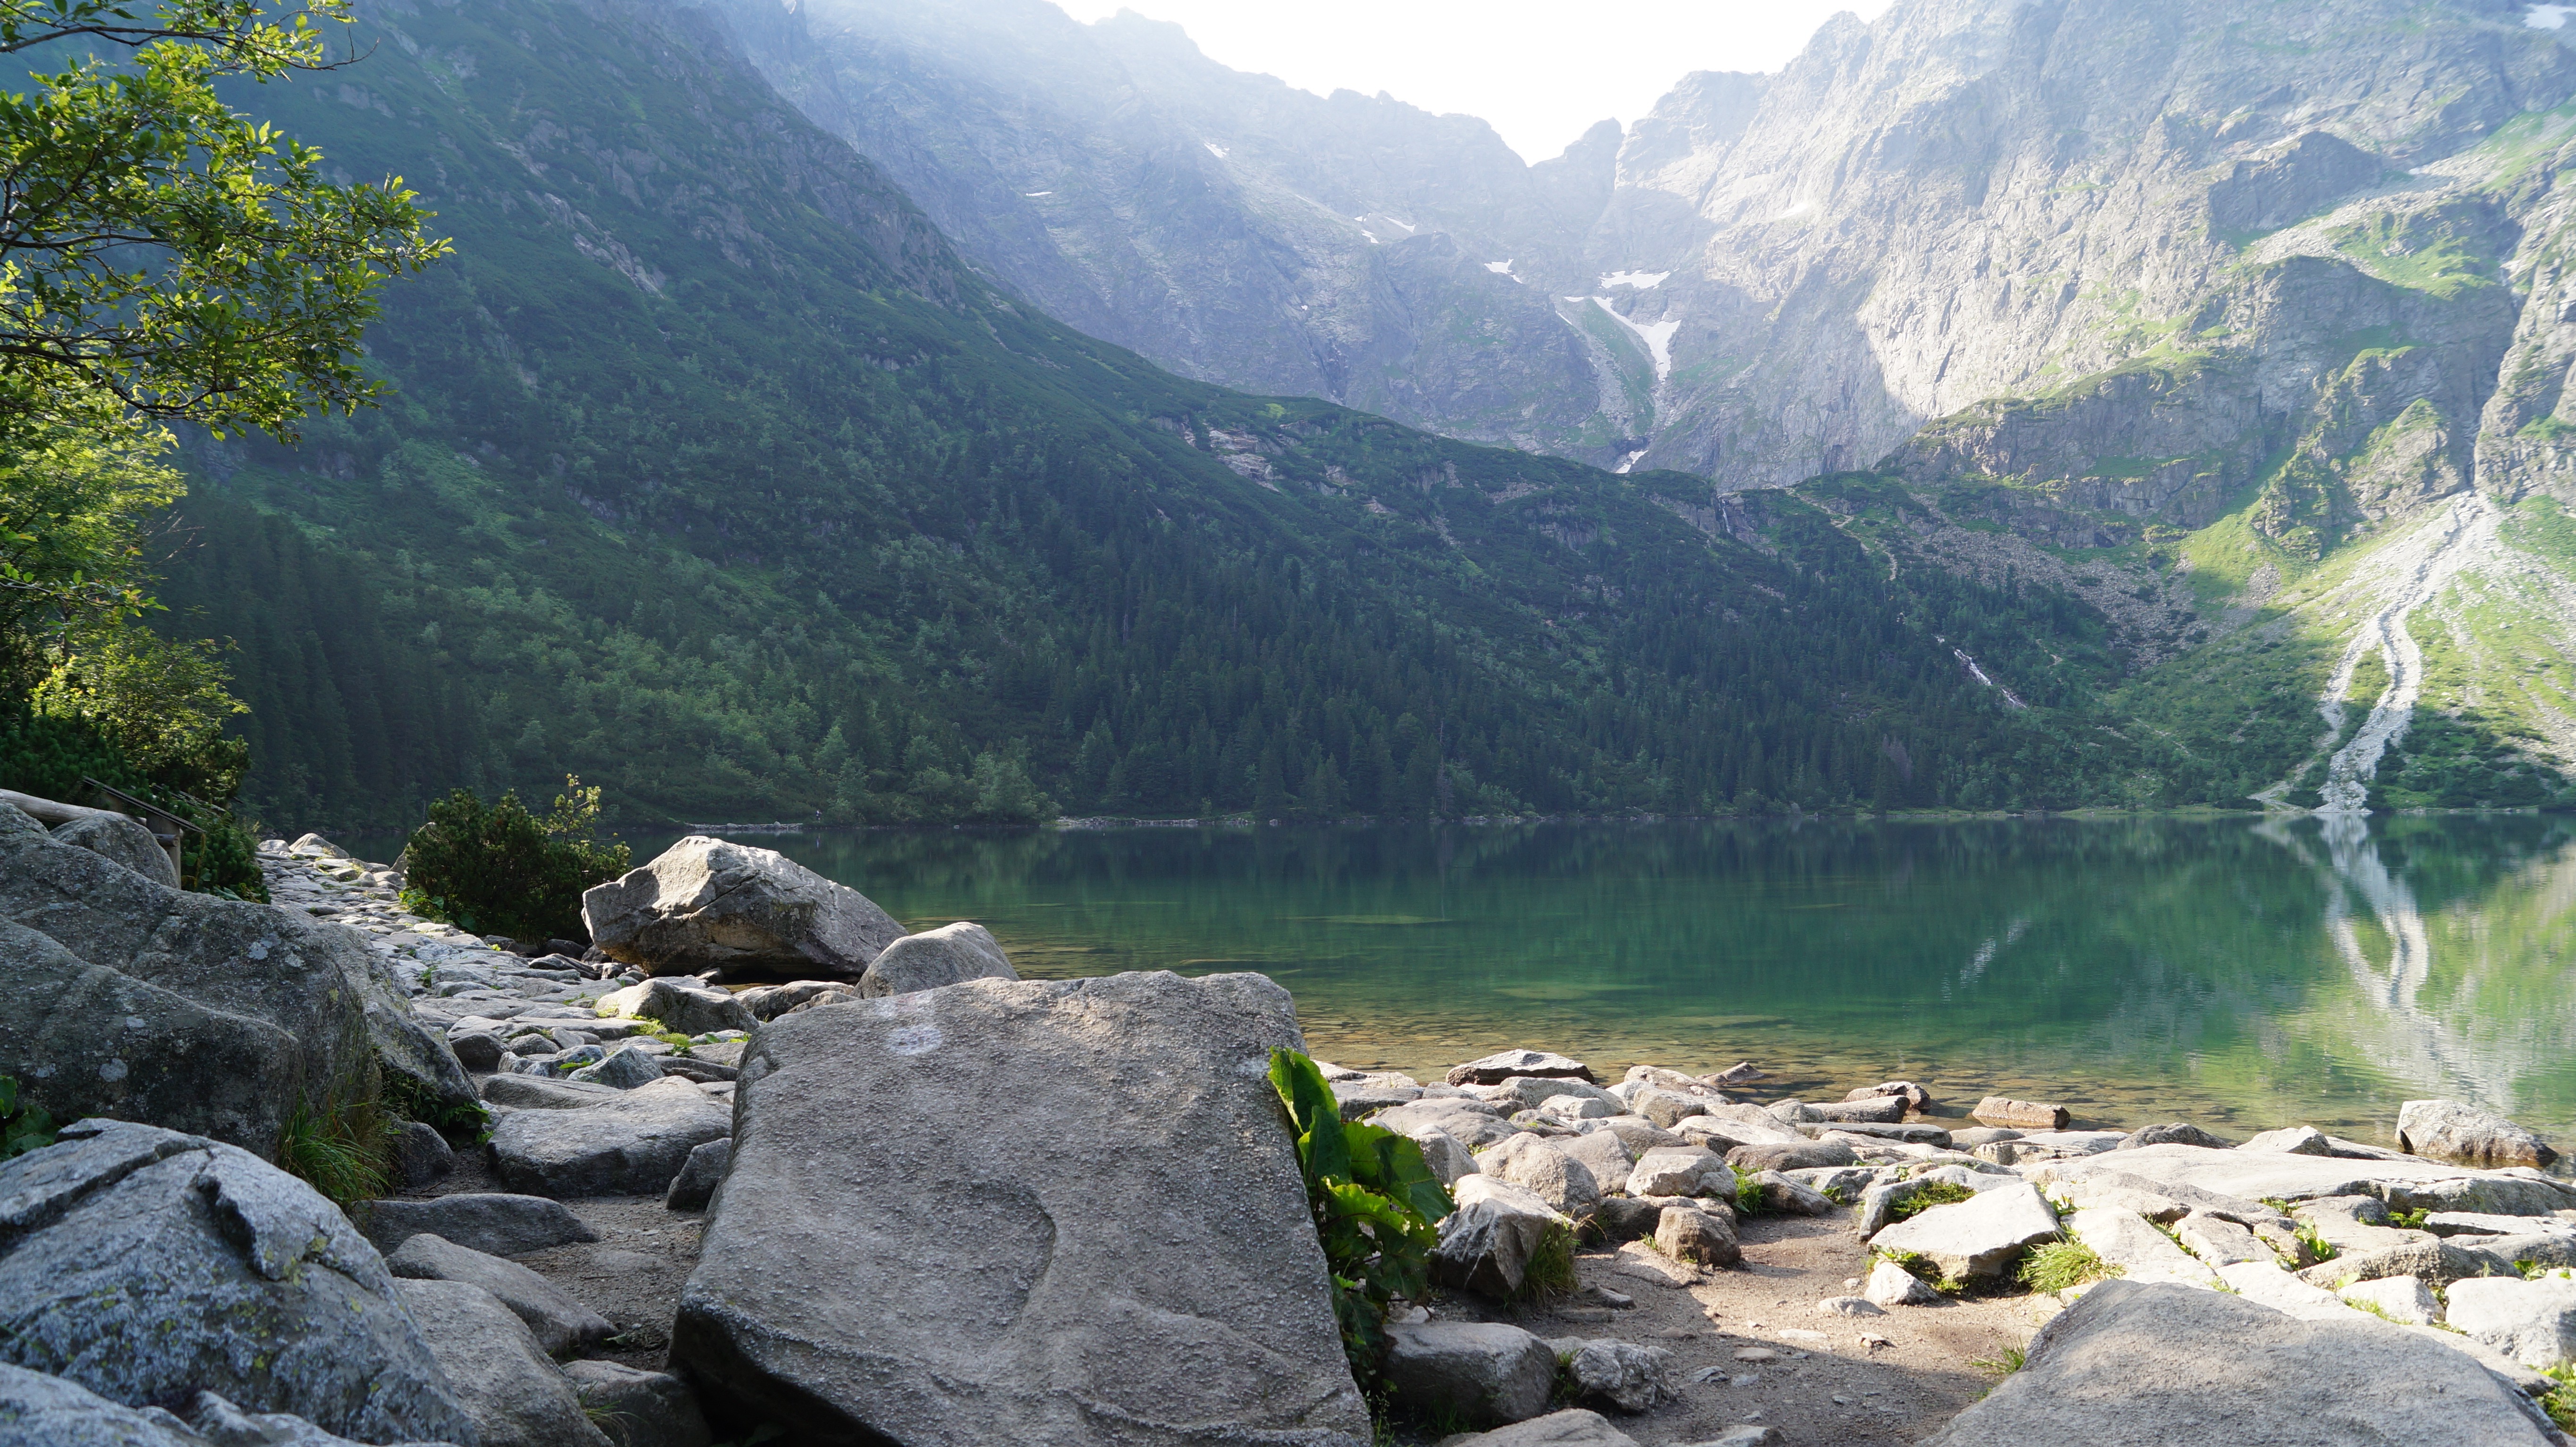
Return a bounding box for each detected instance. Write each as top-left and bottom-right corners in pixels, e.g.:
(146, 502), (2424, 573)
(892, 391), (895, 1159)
(354, 814), (2576, 1148)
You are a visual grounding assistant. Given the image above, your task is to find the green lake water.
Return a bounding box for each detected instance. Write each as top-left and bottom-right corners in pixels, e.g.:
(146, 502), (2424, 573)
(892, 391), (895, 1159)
(363, 815), (2576, 1148)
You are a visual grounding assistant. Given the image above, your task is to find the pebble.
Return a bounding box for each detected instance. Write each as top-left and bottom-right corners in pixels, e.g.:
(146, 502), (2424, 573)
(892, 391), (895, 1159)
(1735, 1348), (1779, 1362)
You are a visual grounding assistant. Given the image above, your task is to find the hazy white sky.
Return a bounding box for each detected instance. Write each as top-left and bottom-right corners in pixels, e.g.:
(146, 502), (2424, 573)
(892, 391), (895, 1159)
(1052, 1), (1897, 162)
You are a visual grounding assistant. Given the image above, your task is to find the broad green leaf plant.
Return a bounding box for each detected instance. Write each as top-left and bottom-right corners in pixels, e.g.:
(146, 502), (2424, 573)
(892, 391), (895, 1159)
(1268, 1048), (1453, 1381)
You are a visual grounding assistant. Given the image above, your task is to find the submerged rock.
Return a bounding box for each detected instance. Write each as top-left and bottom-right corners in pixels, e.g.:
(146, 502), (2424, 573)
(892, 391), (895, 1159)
(671, 971), (1366, 1446)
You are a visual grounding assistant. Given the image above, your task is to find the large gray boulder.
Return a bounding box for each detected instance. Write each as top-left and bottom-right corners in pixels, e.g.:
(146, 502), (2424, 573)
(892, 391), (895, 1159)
(0, 1362), (453, 1447)
(1865, 1181), (2060, 1280)
(594, 977), (758, 1037)
(489, 1077), (731, 1197)
(51, 813), (177, 887)
(1381, 1321), (1555, 1428)
(0, 1120), (475, 1443)
(2398, 1100), (2559, 1169)
(671, 971), (1368, 1446)
(856, 920), (1017, 996)
(393, 1279), (611, 1447)
(387, 1232), (616, 1356)
(0, 804), (476, 1154)
(581, 836), (904, 980)
(1921, 1279), (2556, 1446)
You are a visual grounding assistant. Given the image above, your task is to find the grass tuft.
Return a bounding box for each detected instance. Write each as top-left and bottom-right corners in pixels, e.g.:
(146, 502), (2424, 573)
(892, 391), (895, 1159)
(278, 1093), (392, 1205)
(2016, 1239), (2120, 1294)
(1889, 1181), (1975, 1223)
(1516, 1220), (1577, 1300)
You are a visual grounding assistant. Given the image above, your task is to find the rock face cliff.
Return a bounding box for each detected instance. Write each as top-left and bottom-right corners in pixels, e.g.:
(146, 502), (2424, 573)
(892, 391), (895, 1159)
(736, 0), (2576, 801)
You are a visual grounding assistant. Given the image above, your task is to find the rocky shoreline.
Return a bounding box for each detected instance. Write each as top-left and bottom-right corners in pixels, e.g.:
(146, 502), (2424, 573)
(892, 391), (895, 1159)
(0, 816), (2571, 1445)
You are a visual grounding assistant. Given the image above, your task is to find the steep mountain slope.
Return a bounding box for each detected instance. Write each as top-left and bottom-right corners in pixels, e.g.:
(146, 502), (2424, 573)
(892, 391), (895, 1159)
(777, 0), (2576, 809)
(153, 0), (2121, 829)
(716, 0), (1639, 465)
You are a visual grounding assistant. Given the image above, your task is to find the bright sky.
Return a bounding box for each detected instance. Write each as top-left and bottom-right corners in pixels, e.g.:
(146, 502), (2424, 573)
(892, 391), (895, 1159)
(1051, 1), (1898, 162)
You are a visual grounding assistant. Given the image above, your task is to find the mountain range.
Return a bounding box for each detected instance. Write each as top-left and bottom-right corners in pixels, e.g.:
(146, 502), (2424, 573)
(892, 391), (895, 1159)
(146, 0), (2576, 824)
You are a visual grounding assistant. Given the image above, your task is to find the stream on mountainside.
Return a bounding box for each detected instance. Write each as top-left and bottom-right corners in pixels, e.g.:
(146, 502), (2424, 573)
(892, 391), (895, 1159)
(344, 814), (2576, 1148)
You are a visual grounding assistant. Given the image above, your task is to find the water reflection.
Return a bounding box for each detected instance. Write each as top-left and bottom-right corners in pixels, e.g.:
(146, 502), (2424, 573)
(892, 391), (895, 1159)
(338, 814), (2576, 1141)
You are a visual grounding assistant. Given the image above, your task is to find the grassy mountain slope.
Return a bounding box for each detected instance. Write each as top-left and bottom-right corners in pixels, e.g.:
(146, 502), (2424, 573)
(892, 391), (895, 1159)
(151, 0), (2132, 830)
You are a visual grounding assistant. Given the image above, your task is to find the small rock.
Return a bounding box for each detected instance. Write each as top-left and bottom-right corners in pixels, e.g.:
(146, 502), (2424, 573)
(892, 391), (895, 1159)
(1725, 1139), (1858, 1173)
(856, 919), (1017, 996)
(481, 1074), (624, 1110)
(1539, 1092), (1616, 1121)
(663, 1138), (733, 1212)
(1806, 1095), (1908, 1124)
(1438, 1175), (1573, 1298)
(1817, 1295), (1885, 1317)
(1846, 1081), (1935, 1112)
(1627, 1087), (1713, 1128)
(566, 1043), (665, 1089)
(1384, 1320), (1557, 1427)
(2067, 1208), (2220, 1288)
(450, 1031), (507, 1071)
(2171, 1211), (2271, 1267)
(1449, 1050), (1596, 1086)
(2118, 1122), (2228, 1150)
(2339, 1274), (2441, 1327)
(1435, 1407), (1646, 1445)
(1627, 1145), (1736, 1200)
(1971, 1097), (2069, 1130)
(52, 812), (180, 886)
(562, 1360), (714, 1447)
(1655, 1204), (1741, 1267)
(2444, 1270), (2576, 1369)
(729, 979), (853, 1021)
(389, 1120), (457, 1188)
(1748, 1169), (1839, 1216)
(2397, 1099), (2559, 1170)
(350, 1192), (600, 1258)
(2238, 1126), (2343, 1156)
(1865, 1256), (1943, 1307)
(1556, 1338), (1678, 1412)
(1732, 1347), (1778, 1362)
(388, 1232), (617, 1357)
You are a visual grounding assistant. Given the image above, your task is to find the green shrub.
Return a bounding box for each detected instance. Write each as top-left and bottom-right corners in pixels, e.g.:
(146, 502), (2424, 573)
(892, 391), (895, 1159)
(399, 775), (630, 940)
(0, 1074), (55, 1158)
(2539, 1364), (2576, 1433)
(1269, 1048), (1454, 1383)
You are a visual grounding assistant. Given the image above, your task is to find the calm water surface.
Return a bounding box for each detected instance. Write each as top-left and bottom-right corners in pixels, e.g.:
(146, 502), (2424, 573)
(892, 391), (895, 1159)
(367, 816), (2576, 1147)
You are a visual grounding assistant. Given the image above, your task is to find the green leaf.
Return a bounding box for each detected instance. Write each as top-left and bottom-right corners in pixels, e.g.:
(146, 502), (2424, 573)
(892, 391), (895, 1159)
(1268, 1046), (1349, 1187)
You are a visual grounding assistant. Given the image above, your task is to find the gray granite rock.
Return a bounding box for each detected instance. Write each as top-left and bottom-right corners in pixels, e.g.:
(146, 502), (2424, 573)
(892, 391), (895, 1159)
(0, 805), (475, 1149)
(1866, 1182), (2059, 1279)
(856, 920), (1016, 997)
(389, 1121), (456, 1189)
(51, 813), (177, 887)
(1448, 1050), (1594, 1086)
(2066, 1207), (2220, 1288)
(491, 1076), (731, 1197)
(1654, 1203), (1739, 1267)
(562, 1360), (713, 1447)
(1864, 1258), (1940, 1307)
(449, 1031), (506, 1071)
(671, 971), (1367, 1446)
(0, 1121), (473, 1443)
(2399, 1100), (2559, 1170)
(2172, 1211), (2273, 1267)
(1625, 1146), (1733, 1200)
(2444, 1272), (2576, 1369)
(1552, 1338), (1677, 1412)
(1436, 1175), (1569, 1297)
(1724, 1139), (1856, 1173)
(387, 1233), (615, 1357)
(351, 1193), (601, 1257)
(1383, 1321), (1555, 1428)
(1476, 1132), (1601, 1217)
(2118, 1122), (2229, 1150)
(393, 1279), (611, 1447)
(1921, 1279), (2555, 1446)
(581, 836), (904, 979)
(566, 1044), (664, 1089)
(481, 1074), (624, 1110)
(662, 1138), (732, 1212)
(1434, 1407), (1644, 1445)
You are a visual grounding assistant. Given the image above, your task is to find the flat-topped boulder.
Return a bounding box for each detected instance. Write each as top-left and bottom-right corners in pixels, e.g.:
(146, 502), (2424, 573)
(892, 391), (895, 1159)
(671, 971), (1367, 1446)
(1922, 1280), (2555, 1446)
(1866, 1181), (2060, 1279)
(350, 1193), (600, 1257)
(2041, 1142), (2576, 1216)
(581, 836), (905, 980)
(1449, 1049), (1594, 1086)
(491, 1077), (732, 1197)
